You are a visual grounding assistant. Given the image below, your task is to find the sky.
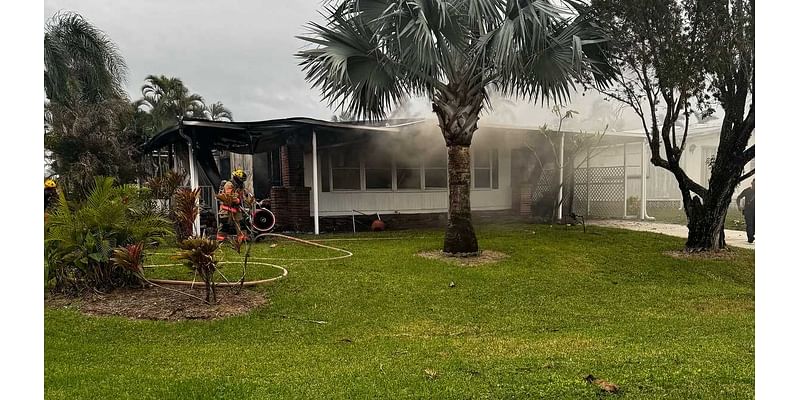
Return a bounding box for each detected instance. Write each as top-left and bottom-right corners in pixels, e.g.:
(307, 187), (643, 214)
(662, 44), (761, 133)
(44, 0), (337, 121)
(43, 0), (645, 130)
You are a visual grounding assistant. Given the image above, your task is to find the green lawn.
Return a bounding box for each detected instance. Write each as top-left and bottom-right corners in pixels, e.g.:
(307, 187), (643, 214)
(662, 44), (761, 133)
(647, 207), (748, 231)
(45, 224), (754, 399)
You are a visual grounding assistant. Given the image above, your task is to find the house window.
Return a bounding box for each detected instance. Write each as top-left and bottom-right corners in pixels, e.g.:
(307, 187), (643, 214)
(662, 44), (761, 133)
(424, 150), (447, 189)
(364, 148), (392, 189)
(320, 151), (330, 192)
(396, 155), (421, 189)
(331, 146), (361, 190)
(491, 148), (499, 189)
(473, 149), (492, 188)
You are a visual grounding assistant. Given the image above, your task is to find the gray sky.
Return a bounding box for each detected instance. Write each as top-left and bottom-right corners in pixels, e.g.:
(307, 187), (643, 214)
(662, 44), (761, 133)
(44, 0), (335, 121)
(43, 0), (644, 130)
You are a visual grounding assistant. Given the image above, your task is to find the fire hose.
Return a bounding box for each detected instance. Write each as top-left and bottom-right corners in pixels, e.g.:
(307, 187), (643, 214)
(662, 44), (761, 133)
(143, 233), (352, 287)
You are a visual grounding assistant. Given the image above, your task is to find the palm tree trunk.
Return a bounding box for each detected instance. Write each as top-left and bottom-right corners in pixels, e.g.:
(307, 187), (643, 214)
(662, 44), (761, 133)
(443, 145), (479, 255)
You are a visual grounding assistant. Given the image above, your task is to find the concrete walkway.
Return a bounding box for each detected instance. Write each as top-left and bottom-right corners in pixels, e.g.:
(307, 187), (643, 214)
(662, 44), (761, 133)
(587, 219), (754, 249)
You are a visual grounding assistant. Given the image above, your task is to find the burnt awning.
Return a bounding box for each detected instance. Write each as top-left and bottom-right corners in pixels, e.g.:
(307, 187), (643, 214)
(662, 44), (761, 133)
(141, 117), (427, 154)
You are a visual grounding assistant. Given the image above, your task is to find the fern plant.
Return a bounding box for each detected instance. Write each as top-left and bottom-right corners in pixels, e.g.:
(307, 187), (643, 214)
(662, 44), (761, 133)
(45, 176), (173, 293)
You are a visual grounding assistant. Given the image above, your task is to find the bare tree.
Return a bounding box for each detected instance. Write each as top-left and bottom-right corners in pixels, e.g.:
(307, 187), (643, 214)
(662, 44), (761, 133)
(588, 0), (754, 251)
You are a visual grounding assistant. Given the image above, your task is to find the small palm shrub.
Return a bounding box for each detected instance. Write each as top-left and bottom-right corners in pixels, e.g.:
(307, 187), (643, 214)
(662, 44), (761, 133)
(175, 236), (220, 304)
(45, 176), (173, 293)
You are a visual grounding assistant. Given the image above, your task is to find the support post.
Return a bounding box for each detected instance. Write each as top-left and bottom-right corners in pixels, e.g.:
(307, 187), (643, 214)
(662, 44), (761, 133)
(557, 131), (565, 221)
(181, 120), (201, 237)
(640, 140), (647, 220)
(623, 142), (628, 218)
(312, 130), (320, 235)
(585, 147), (591, 217)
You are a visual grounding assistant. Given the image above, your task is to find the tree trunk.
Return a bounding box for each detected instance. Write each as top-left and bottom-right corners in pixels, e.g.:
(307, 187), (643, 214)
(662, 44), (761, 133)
(682, 153), (743, 251)
(685, 195), (729, 251)
(432, 75), (484, 256)
(443, 145), (479, 255)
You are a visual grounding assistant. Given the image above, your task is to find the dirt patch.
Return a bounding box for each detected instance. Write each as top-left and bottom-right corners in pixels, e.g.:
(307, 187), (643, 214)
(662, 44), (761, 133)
(417, 250), (508, 266)
(664, 249), (737, 261)
(46, 286), (267, 321)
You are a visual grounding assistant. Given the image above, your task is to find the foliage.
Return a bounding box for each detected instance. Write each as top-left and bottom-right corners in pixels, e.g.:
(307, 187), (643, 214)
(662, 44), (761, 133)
(110, 242), (146, 281)
(45, 99), (147, 196)
(45, 177), (173, 293)
(298, 0), (613, 122)
(588, 0), (754, 250)
(173, 187), (201, 242)
(44, 11), (128, 105)
(298, 0), (615, 253)
(134, 75), (233, 135)
(174, 236), (220, 304)
(145, 170), (187, 201)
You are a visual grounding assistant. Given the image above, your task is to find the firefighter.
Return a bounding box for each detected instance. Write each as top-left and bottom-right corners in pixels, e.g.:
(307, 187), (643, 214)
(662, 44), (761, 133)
(44, 178), (58, 211)
(216, 168), (251, 241)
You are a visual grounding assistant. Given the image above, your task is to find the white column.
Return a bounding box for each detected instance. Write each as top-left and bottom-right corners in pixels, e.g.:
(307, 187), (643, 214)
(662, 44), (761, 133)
(312, 130), (320, 235)
(557, 131), (565, 220)
(623, 143), (628, 217)
(186, 139), (201, 236)
(640, 140), (647, 220)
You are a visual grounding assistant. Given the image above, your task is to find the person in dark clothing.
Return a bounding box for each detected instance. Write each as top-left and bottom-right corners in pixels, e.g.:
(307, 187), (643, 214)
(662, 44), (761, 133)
(44, 179), (58, 211)
(737, 179), (755, 243)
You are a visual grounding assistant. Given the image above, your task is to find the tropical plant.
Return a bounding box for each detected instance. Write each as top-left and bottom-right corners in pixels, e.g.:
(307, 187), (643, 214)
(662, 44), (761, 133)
(44, 11), (128, 105)
(135, 74), (206, 131)
(198, 102), (234, 121)
(45, 177), (173, 293)
(588, 0), (754, 251)
(110, 243), (146, 285)
(145, 170), (187, 202)
(175, 237), (220, 304)
(45, 99), (147, 196)
(297, 0), (613, 254)
(173, 187), (201, 242)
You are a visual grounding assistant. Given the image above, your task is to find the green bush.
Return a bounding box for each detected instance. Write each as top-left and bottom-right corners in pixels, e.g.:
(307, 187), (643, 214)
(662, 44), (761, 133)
(45, 176), (173, 293)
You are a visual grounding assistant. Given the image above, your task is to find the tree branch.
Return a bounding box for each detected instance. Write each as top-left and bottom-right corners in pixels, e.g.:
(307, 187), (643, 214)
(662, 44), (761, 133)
(739, 168), (755, 182)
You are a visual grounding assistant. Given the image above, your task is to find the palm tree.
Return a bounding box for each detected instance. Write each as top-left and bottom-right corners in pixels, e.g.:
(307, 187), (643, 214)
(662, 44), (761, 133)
(198, 101), (234, 121)
(44, 11), (128, 105)
(297, 0), (613, 254)
(136, 74), (206, 129)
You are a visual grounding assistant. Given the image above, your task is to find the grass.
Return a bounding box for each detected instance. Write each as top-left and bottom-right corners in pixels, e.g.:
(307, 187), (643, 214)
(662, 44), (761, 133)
(646, 207), (748, 231)
(45, 224), (754, 399)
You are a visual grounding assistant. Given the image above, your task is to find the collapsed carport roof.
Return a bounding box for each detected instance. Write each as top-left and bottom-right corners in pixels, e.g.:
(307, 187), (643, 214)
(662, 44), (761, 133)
(141, 117), (427, 154)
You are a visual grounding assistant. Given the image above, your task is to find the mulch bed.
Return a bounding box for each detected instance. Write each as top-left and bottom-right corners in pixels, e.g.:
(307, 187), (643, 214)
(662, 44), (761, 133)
(46, 286), (267, 321)
(417, 250), (508, 266)
(664, 249), (738, 261)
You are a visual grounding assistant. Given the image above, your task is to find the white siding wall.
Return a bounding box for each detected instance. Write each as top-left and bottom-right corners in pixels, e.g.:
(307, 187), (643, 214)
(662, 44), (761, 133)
(303, 133), (514, 216)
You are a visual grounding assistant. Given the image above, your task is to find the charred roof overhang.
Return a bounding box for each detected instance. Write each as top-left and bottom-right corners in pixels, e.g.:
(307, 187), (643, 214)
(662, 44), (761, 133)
(141, 117), (427, 154)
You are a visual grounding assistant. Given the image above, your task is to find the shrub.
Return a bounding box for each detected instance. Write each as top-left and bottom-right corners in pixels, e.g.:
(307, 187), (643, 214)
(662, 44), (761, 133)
(173, 187), (200, 242)
(175, 236), (220, 304)
(45, 176), (173, 293)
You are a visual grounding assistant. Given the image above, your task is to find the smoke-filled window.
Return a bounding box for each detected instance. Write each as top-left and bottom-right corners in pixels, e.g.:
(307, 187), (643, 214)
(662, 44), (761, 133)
(491, 149), (499, 189)
(396, 155), (421, 189)
(424, 150), (447, 189)
(474, 149), (492, 188)
(365, 148), (392, 189)
(331, 146), (361, 190)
